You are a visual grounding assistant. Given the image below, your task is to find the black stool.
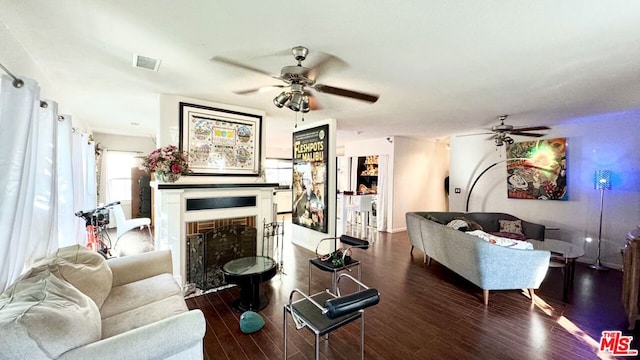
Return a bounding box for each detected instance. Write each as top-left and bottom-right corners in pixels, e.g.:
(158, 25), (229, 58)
(308, 235), (369, 293)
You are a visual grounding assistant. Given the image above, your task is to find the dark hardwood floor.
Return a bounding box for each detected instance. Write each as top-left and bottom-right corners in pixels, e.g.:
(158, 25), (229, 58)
(120, 223), (638, 359)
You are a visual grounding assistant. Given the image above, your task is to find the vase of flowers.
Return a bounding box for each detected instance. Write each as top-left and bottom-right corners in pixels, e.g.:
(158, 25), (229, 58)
(141, 145), (191, 183)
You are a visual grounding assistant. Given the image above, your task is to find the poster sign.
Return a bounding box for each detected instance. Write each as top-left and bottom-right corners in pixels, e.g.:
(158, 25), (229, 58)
(292, 124), (329, 233)
(179, 102), (261, 176)
(506, 137), (567, 200)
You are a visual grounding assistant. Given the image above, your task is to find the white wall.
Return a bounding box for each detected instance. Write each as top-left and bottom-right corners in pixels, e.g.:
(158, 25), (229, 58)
(344, 136), (449, 232)
(0, 24), (89, 131)
(92, 132), (156, 154)
(158, 94), (267, 184)
(1, 25), (54, 98)
(392, 137), (449, 232)
(449, 113), (640, 269)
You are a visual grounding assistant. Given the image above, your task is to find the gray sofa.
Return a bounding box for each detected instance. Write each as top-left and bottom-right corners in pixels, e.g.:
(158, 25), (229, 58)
(406, 212), (551, 305)
(0, 245), (206, 359)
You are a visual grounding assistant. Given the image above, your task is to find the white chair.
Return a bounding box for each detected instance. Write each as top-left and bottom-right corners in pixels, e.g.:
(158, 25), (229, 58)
(112, 204), (152, 245)
(345, 195), (373, 234)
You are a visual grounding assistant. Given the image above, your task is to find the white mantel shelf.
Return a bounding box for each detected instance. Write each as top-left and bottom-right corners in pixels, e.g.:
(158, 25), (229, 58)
(151, 182), (278, 285)
(156, 182), (280, 190)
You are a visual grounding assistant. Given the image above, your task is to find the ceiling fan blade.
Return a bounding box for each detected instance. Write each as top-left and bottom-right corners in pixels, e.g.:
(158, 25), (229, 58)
(456, 131), (492, 137)
(234, 85), (286, 95)
(313, 84), (379, 103)
(513, 125), (550, 132)
(511, 132), (545, 137)
(308, 53), (348, 81)
(211, 56), (281, 80)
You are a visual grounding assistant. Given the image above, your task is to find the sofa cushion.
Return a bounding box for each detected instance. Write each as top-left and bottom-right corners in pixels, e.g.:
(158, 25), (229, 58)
(100, 273), (183, 319)
(499, 219), (524, 235)
(24, 244), (113, 309)
(0, 270), (102, 359)
(101, 295), (188, 338)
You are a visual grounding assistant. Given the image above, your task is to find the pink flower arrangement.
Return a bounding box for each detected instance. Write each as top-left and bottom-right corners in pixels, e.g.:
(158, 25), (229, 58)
(141, 145), (191, 176)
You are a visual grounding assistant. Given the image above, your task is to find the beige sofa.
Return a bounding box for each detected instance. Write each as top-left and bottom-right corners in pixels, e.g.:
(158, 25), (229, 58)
(0, 245), (206, 359)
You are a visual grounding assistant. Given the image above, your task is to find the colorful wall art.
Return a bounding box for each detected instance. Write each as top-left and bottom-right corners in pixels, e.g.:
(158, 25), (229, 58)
(506, 137), (567, 200)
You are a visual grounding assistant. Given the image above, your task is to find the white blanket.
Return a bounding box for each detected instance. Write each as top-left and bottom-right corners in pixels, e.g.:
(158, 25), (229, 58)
(466, 230), (533, 250)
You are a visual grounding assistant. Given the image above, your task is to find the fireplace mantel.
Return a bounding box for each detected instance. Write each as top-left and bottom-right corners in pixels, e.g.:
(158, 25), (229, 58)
(156, 183), (279, 190)
(151, 182), (278, 284)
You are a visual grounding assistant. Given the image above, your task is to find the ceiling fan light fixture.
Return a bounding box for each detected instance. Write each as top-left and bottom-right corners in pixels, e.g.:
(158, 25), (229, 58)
(301, 96), (310, 113)
(273, 91), (290, 108)
(286, 91), (303, 111)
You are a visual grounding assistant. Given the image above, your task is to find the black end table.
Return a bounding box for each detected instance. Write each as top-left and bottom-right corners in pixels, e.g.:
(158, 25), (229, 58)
(222, 256), (277, 312)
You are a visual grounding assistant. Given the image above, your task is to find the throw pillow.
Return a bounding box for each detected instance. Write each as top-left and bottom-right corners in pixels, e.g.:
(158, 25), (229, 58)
(26, 245), (113, 308)
(0, 270), (102, 359)
(499, 219), (524, 235)
(446, 219), (468, 231)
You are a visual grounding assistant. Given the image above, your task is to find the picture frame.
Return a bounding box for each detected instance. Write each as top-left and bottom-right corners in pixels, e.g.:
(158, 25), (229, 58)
(292, 124), (329, 233)
(179, 102), (262, 176)
(506, 137), (567, 200)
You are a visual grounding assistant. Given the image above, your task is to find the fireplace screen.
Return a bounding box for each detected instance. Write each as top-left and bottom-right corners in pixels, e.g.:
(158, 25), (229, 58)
(187, 224), (257, 291)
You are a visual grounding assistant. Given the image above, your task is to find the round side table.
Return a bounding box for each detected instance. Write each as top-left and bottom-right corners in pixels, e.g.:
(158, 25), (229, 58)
(222, 256), (277, 312)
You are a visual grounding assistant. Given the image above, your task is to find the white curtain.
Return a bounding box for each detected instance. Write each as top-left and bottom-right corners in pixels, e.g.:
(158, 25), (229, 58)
(0, 75), (97, 290)
(377, 155), (389, 231)
(101, 150), (115, 205)
(56, 115), (76, 247)
(72, 132), (97, 245)
(0, 76), (56, 290)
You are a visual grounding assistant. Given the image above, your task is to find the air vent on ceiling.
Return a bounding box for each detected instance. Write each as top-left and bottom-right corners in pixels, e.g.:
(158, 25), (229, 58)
(132, 54), (161, 71)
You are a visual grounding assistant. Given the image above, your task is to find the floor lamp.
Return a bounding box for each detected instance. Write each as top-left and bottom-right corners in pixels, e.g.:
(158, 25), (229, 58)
(590, 170), (612, 271)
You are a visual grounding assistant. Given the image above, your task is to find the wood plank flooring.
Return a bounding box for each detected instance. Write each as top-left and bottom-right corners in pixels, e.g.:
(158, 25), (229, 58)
(127, 224), (637, 359)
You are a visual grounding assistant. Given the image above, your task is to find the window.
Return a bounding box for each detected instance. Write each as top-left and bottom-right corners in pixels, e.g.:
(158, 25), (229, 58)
(265, 158), (293, 187)
(104, 151), (140, 202)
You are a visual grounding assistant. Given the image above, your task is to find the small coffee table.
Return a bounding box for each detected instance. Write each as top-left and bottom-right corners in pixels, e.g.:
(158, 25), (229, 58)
(222, 256), (277, 312)
(530, 239), (584, 302)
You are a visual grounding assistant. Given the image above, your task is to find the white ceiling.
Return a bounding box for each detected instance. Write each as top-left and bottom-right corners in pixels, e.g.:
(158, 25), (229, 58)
(2, 1), (640, 150)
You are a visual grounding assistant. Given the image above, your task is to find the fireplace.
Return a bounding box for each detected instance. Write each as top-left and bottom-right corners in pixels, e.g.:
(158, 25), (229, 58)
(151, 182), (277, 285)
(186, 217), (257, 291)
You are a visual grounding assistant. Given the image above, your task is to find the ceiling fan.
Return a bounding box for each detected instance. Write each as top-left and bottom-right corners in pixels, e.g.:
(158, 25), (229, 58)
(464, 115), (551, 146)
(211, 46), (379, 113)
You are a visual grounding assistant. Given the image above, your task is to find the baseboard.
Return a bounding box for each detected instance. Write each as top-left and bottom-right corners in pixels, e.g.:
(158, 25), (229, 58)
(576, 257), (623, 271)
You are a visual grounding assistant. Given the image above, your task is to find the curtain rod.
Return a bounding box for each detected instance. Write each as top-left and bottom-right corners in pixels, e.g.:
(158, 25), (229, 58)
(0, 62), (24, 88)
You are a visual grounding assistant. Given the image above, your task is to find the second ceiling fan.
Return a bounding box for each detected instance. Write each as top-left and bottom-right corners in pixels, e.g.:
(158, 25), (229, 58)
(465, 115), (551, 146)
(212, 46), (379, 113)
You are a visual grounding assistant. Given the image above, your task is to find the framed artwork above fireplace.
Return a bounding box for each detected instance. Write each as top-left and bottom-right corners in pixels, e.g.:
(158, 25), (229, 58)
(179, 102), (262, 176)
